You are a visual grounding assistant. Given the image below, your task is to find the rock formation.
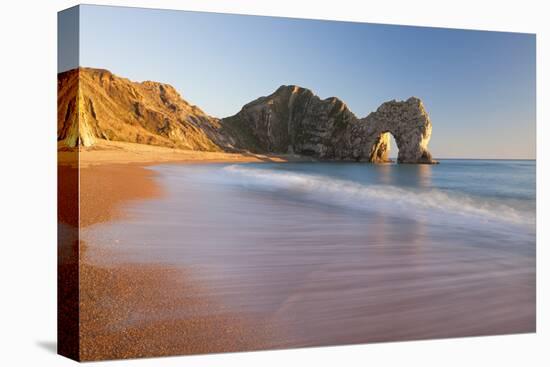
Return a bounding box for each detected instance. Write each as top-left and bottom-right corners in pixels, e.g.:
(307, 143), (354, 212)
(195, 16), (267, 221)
(221, 85), (435, 163)
(58, 68), (436, 163)
(355, 97), (434, 163)
(57, 68), (229, 151)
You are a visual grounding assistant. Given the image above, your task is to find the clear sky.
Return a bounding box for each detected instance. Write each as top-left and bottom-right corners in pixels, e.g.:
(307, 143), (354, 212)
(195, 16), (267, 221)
(70, 5), (535, 159)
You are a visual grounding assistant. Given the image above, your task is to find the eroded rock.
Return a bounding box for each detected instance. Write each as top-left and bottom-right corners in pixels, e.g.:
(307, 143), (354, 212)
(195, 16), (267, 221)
(58, 68), (436, 164)
(222, 86), (436, 164)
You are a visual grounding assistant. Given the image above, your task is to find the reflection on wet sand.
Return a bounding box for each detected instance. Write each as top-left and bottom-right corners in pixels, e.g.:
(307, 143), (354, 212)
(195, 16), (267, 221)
(83, 163), (535, 351)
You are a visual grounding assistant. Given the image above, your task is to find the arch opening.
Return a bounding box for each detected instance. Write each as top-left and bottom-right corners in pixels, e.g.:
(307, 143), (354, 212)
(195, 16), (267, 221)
(370, 131), (399, 163)
(388, 133), (398, 160)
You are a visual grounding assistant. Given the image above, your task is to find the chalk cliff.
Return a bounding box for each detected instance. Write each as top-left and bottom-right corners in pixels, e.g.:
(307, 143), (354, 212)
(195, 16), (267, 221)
(58, 68), (435, 163)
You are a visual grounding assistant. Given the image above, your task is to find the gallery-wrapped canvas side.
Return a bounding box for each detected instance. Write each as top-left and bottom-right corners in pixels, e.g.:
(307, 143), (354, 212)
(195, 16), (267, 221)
(57, 5), (80, 362)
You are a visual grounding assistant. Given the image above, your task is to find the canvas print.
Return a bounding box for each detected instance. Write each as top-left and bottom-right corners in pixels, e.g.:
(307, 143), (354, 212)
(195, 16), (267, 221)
(57, 5), (536, 361)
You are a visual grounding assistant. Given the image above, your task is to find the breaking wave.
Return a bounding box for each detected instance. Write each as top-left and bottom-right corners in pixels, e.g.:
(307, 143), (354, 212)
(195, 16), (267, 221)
(221, 165), (535, 228)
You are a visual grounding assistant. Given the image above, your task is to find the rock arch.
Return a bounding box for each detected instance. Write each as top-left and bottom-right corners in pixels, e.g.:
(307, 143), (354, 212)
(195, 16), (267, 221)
(222, 86), (436, 164)
(57, 69), (436, 164)
(357, 97), (435, 164)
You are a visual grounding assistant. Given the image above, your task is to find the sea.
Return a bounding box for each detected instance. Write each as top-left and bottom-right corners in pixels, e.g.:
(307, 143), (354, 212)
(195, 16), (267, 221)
(84, 160), (536, 345)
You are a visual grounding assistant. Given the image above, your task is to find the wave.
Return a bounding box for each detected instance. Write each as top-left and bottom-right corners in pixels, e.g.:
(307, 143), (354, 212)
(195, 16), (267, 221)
(221, 165), (535, 228)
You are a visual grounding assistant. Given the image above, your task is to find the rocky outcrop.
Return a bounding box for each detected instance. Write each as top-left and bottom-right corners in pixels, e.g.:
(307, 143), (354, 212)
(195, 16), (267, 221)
(58, 68), (435, 163)
(221, 86), (435, 163)
(355, 98), (434, 163)
(58, 68), (229, 151)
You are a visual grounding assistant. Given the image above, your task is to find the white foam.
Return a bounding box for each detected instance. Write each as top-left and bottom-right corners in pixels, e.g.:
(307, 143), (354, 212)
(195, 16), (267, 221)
(222, 165), (535, 228)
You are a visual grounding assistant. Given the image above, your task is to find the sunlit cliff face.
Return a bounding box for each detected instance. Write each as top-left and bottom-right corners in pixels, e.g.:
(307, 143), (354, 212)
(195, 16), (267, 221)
(58, 68), (436, 163)
(369, 132), (392, 163)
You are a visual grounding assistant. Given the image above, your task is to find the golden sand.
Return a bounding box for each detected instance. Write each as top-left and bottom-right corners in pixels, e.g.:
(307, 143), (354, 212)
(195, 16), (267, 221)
(59, 139), (292, 168)
(58, 141), (291, 360)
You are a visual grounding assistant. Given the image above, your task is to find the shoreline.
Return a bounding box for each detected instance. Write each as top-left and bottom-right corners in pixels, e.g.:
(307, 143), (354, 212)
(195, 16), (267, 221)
(70, 143), (278, 360)
(59, 139), (305, 169)
(71, 140), (309, 227)
(59, 142), (535, 360)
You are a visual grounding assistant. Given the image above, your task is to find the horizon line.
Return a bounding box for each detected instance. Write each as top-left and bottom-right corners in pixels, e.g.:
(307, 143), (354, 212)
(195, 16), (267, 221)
(59, 66), (537, 162)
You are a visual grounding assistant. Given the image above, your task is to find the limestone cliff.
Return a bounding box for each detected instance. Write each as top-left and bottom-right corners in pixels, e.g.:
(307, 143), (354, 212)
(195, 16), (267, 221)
(57, 68), (228, 151)
(356, 97), (434, 163)
(58, 68), (435, 163)
(221, 85), (435, 163)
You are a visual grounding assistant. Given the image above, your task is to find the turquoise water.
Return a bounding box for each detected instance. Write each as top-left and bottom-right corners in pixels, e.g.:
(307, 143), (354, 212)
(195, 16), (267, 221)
(85, 160), (536, 345)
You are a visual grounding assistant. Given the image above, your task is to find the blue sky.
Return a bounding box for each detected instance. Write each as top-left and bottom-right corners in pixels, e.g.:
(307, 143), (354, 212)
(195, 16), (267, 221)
(70, 5), (535, 159)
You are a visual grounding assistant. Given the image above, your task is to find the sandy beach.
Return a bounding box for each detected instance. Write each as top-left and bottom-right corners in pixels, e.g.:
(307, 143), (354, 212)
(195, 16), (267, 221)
(59, 141), (293, 360)
(58, 142), (535, 361)
(58, 139), (293, 168)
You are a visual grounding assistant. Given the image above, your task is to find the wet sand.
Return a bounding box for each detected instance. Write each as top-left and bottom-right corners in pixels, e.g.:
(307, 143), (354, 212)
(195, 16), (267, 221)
(60, 147), (535, 360)
(79, 164), (163, 227)
(79, 258), (274, 359)
(59, 144), (293, 361)
(78, 164), (277, 360)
